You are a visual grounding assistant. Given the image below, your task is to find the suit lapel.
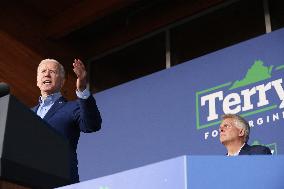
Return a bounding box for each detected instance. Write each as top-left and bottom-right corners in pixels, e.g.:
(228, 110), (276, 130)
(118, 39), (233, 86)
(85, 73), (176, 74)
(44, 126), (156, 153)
(43, 96), (67, 120)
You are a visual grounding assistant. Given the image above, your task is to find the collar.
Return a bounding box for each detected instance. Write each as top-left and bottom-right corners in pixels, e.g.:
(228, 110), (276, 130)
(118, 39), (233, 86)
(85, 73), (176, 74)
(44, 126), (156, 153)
(227, 142), (246, 156)
(39, 92), (62, 105)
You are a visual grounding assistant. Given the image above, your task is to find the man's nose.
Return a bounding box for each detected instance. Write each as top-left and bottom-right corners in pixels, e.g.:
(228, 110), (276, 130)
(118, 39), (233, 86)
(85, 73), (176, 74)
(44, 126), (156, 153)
(219, 126), (223, 132)
(43, 71), (51, 76)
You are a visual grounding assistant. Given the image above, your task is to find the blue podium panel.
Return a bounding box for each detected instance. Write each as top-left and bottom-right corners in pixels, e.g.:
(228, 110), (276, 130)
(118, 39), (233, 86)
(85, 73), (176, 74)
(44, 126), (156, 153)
(187, 155), (284, 189)
(57, 156), (187, 189)
(58, 155), (284, 189)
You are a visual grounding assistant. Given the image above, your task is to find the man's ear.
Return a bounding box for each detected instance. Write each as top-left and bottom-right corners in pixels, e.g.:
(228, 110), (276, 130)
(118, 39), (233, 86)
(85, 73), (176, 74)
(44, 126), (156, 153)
(239, 129), (245, 137)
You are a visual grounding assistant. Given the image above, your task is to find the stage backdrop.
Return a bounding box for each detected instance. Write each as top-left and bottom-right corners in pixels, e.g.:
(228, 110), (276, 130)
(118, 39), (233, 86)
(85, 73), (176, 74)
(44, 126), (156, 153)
(78, 27), (284, 181)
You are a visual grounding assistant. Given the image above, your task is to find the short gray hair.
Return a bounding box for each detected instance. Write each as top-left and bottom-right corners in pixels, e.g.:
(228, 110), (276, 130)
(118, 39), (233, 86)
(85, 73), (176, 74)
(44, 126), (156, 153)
(222, 114), (250, 142)
(38, 59), (65, 79)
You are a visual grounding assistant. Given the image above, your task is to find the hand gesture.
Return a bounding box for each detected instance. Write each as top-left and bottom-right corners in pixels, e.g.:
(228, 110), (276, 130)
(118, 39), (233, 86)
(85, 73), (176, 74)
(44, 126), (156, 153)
(73, 59), (87, 91)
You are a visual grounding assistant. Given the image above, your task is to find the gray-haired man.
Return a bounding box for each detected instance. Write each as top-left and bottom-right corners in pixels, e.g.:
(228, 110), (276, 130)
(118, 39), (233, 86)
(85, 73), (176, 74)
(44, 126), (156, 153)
(219, 114), (271, 156)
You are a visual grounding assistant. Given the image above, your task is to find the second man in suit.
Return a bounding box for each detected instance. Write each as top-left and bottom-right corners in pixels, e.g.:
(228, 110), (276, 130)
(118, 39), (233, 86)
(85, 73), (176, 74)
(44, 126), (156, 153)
(219, 114), (271, 156)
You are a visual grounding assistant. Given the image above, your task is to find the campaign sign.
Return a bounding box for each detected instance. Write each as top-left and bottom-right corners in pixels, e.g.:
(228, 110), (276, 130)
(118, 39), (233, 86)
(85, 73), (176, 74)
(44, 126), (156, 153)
(78, 28), (284, 180)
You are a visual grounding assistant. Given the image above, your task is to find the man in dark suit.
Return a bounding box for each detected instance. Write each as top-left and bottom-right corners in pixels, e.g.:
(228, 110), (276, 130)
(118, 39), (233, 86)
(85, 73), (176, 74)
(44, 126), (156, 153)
(219, 114), (271, 156)
(32, 58), (102, 183)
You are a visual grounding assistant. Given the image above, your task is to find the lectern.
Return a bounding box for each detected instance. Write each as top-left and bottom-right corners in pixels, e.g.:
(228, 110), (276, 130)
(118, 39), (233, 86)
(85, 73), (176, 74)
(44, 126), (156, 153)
(0, 94), (72, 189)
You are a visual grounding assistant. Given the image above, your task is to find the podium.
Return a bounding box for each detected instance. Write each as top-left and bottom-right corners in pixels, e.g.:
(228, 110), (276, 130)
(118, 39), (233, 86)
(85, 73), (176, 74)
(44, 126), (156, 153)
(0, 94), (72, 188)
(58, 155), (284, 189)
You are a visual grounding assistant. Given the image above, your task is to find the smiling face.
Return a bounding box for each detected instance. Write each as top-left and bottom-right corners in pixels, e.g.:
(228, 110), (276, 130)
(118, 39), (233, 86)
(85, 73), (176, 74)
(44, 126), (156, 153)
(37, 60), (64, 97)
(219, 118), (244, 145)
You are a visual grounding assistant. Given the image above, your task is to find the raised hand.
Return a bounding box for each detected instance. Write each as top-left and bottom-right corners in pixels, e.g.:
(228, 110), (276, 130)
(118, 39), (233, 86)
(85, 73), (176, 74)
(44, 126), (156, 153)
(73, 59), (87, 91)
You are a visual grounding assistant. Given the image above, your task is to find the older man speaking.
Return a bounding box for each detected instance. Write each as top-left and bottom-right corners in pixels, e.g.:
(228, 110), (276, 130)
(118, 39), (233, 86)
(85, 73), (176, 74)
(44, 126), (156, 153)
(32, 58), (102, 183)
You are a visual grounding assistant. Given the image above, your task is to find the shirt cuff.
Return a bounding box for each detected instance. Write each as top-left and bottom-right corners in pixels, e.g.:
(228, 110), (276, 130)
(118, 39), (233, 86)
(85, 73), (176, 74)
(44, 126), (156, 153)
(76, 88), (91, 99)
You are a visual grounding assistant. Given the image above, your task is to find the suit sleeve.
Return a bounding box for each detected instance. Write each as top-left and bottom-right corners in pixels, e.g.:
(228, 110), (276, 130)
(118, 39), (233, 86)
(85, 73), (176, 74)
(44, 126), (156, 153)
(262, 147), (272, 155)
(253, 146), (272, 155)
(75, 95), (102, 133)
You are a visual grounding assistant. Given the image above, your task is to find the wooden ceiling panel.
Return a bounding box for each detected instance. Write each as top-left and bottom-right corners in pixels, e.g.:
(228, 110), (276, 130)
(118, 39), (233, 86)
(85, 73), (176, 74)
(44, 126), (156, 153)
(46, 0), (138, 39)
(22, 0), (82, 19)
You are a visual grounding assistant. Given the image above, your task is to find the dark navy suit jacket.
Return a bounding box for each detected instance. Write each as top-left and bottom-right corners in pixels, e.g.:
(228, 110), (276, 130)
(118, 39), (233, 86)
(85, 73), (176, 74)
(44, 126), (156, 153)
(239, 143), (272, 155)
(32, 95), (102, 183)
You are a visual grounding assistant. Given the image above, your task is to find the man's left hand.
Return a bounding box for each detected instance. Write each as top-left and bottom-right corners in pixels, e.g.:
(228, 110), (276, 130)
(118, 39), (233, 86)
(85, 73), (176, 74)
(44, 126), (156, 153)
(73, 59), (87, 92)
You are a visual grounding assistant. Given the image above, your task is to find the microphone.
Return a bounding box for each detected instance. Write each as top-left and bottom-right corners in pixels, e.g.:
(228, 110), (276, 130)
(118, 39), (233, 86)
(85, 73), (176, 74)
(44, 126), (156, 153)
(0, 82), (10, 97)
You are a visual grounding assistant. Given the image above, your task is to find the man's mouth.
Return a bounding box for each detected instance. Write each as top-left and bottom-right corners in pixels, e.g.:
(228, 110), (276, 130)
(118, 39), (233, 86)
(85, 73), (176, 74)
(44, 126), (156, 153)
(43, 80), (51, 84)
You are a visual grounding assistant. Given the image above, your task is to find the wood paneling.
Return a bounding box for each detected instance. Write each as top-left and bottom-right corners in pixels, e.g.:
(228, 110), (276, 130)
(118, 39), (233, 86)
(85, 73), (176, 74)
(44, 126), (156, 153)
(22, 0), (81, 19)
(0, 179), (31, 189)
(46, 0), (138, 38)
